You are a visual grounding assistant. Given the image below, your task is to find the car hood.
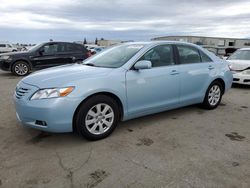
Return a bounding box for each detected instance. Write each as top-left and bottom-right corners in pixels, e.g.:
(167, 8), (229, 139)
(21, 64), (114, 88)
(227, 60), (250, 71)
(0, 51), (29, 56)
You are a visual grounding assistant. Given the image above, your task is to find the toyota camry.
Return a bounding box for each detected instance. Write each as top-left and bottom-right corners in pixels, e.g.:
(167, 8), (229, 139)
(14, 41), (233, 140)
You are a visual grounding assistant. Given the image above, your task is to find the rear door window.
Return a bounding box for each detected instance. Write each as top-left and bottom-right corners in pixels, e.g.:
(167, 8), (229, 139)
(200, 50), (213, 62)
(65, 43), (86, 53)
(0, 44), (6, 47)
(177, 45), (202, 64)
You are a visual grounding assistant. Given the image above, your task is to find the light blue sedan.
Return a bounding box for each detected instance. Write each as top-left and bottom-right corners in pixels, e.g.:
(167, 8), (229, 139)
(14, 41), (233, 140)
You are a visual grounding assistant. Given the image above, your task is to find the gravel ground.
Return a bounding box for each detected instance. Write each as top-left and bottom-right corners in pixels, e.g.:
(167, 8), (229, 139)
(0, 70), (249, 188)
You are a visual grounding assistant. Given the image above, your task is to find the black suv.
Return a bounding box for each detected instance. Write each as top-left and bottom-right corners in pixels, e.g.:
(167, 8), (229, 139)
(0, 42), (90, 76)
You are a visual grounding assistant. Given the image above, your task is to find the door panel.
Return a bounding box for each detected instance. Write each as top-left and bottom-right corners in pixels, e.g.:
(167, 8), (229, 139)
(30, 55), (59, 69)
(30, 43), (62, 69)
(126, 44), (180, 117)
(176, 44), (215, 104)
(179, 63), (214, 104)
(126, 66), (180, 116)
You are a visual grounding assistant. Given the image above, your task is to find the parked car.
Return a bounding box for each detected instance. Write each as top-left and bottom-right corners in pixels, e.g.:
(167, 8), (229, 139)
(90, 47), (105, 54)
(85, 44), (98, 51)
(0, 42), (90, 76)
(14, 41), (233, 140)
(96, 47), (105, 52)
(227, 48), (250, 85)
(0, 42), (17, 53)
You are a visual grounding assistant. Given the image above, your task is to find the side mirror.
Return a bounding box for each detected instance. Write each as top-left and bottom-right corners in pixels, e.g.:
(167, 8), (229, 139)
(39, 49), (44, 55)
(134, 60), (152, 70)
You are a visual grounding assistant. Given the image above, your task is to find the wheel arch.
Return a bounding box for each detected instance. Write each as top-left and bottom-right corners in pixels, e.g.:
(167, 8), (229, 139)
(11, 59), (32, 72)
(211, 78), (225, 94)
(72, 91), (125, 132)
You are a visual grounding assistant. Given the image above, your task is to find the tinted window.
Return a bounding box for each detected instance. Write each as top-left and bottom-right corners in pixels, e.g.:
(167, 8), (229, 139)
(200, 50), (212, 62)
(177, 45), (201, 64)
(66, 43), (86, 53)
(74, 44), (86, 52)
(0, 44), (6, 47)
(42, 43), (59, 55)
(140, 45), (175, 67)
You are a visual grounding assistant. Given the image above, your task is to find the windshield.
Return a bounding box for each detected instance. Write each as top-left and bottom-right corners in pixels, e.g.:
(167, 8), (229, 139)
(83, 44), (145, 68)
(28, 43), (44, 52)
(228, 50), (250, 60)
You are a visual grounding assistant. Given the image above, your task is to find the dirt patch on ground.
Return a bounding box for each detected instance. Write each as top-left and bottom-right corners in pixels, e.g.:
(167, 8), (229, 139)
(87, 170), (109, 188)
(136, 137), (154, 146)
(225, 132), (245, 141)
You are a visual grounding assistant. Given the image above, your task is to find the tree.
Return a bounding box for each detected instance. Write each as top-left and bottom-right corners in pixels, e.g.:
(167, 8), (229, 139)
(95, 37), (98, 45)
(84, 37), (87, 44)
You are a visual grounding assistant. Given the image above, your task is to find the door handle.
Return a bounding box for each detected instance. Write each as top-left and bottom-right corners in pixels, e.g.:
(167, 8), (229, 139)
(170, 70), (179, 75)
(208, 65), (215, 70)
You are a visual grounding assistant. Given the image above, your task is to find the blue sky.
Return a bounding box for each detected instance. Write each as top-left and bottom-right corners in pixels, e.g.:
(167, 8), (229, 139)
(0, 0), (250, 43)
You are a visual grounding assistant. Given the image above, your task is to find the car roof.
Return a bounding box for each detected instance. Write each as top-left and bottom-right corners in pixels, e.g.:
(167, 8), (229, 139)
(238, 48), (250, 51)
(41, 41), (83, 45)
(121, 41), (201, 47)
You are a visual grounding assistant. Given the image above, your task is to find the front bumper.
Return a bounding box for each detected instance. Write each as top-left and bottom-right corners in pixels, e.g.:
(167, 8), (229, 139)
(0, 60), (11, 71)
(14, 81), (82, 133)
(232, 71), (250, 85)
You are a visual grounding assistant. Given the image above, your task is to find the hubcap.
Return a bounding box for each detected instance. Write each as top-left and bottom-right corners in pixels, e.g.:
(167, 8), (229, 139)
(15, 63), (28, 75)
(85, 103), (114, 135)
(208, 85), (221, 106)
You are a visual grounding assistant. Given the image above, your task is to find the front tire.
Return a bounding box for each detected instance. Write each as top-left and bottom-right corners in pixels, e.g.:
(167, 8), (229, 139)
(202, 81), (222, 110)
(75, 95), (119, 140)
(12, 61), (30, 76)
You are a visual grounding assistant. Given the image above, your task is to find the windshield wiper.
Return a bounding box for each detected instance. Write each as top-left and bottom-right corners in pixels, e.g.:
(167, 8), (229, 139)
(84, 63), (97, 67)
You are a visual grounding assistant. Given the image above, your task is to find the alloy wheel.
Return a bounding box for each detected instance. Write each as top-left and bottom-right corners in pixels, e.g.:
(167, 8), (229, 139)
(85, 103), (114, 135)
(208, 85), (221, 106)
(14, 63), (29, 76)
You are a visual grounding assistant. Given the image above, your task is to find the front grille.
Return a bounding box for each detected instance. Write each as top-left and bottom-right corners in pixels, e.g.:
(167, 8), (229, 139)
(15, 87), (30, 99)
(233, 78), (240, 81)
(243, 79), (250, 83)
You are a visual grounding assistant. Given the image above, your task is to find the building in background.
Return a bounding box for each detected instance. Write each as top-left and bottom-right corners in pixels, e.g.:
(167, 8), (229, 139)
(97, 39), (122, 47)
(152, 36), (250, 56)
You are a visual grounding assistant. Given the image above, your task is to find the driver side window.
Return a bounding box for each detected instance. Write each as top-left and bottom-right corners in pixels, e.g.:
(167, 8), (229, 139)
(139, 45), (175, 67)
(41, 43), (59, 55)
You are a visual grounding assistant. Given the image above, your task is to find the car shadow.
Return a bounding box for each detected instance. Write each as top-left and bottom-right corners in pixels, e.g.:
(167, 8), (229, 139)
(232, 83), (250, 89)
(117, 105), (200, 131)
(0, 72), (21, 79)
(21, 104), (208, 145)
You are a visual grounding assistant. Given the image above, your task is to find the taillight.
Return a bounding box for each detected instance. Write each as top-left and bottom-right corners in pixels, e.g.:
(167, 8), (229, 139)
(86, 51), (91, 57)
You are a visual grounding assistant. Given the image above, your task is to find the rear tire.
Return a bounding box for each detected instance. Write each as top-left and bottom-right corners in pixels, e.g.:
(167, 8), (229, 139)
(75, 95), (119, 140)
(12, 61), (30, 76)
(202, 81), (222, 110)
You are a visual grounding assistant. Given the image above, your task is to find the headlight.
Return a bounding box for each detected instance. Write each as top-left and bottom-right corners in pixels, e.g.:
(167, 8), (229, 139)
(0, 55), (12, 60)
(30, 87), (74, 100)
(242, 70), (250, 75)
